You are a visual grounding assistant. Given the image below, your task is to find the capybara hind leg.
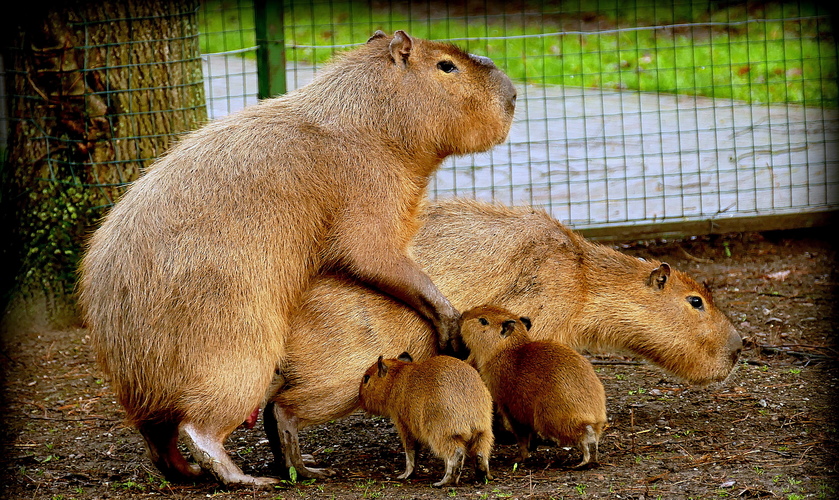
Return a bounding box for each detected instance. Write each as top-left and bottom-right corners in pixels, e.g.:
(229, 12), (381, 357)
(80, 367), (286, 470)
(181, 423), (279, 488)
(574, 425), (599, 468)
(433, 446), (465, 488)
(574, 444), (592, 468)
(137, 421), (202, 481)
(397, 434), (417, 480)
(474, 452), (492, 483)
(472, 433), (493, 482)
(265, 402), (336, 478)
(508, 423), (533, 462)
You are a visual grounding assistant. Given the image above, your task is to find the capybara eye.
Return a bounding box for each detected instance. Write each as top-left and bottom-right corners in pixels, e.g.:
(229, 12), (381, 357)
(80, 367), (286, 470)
(479, 318), (489, 326)
(437, 60), (458, 73)
(687, 296), (704, 310)
(363, 374), (370, 384)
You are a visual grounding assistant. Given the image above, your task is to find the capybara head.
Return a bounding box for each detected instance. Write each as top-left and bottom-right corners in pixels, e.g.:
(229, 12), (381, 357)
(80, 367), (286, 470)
(358, 352), (413, 417)
(613, 261), (743, 385)
(313, 30), (516, 157)
(460, 304), (532, 370)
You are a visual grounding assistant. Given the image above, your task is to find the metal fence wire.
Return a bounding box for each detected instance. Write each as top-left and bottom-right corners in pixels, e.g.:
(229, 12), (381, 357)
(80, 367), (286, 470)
(199, 0), (838, 238)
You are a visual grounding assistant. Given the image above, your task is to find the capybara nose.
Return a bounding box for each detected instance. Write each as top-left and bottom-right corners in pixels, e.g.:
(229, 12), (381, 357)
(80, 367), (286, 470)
(501, 77), (517, 115)
(727, 328), (743, 364)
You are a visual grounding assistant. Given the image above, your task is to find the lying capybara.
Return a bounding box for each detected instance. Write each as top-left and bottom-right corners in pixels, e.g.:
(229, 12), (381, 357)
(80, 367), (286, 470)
(358, 353), (493, 487)
(266, 198), (742, 477)
(460, 304), (607, 467)
(77, 31), (516, 487)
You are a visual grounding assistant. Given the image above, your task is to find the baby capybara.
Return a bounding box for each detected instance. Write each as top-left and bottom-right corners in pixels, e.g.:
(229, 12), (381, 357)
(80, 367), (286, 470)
(461, 304), (607, 467)
(358, 353), (494, 487)
(77, 31), (515, 487)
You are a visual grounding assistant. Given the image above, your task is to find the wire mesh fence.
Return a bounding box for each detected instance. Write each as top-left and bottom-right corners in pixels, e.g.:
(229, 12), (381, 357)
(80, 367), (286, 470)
(198, 0), (837, 236)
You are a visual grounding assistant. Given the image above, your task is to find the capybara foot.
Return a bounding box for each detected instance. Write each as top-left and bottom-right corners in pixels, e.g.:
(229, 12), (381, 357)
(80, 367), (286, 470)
(229, 475), (282, 489)
(294, 465), (337, 479)
(182, 423), (278, 489)
(432, 478), (452, 488)
(293, 453), (337, 477)
(396, 470), (414, 480)
(475, 453), (492, 483)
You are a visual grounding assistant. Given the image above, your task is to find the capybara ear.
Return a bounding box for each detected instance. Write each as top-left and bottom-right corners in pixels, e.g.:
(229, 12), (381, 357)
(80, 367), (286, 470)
(367, 30), (387, 43)
(377, 355), (388, 377)
(646, 262), (672, 290)
(389, 30), (413, 65)
(520, 316), (532, 331)
(397, 351), (414, 363)
(501, 319), (517, 338)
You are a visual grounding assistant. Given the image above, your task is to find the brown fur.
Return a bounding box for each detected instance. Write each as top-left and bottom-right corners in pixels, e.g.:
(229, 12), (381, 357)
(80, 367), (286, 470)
(267, 198), (741, 476)
(76, 31), (515, 488)
(461, 304), (607, 467)
(358, 354), (494, 487)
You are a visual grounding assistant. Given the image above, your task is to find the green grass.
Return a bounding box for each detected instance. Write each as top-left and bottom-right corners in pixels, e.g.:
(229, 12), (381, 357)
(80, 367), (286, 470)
(198, 0), (837, 107)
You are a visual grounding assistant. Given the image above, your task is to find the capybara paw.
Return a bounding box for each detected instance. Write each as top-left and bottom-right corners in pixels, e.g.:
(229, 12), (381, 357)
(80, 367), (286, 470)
(223, 475), (281, 489)
(432, 478), (454, 488)
(298, 466), (337, 479)
(396, 471), (413, 480)
(436, 315), (461, 349)
(183, 463), (204, 479)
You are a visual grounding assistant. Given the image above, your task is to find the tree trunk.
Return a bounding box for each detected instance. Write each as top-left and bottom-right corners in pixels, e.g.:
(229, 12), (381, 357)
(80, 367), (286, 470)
(2, 0), (206, 329)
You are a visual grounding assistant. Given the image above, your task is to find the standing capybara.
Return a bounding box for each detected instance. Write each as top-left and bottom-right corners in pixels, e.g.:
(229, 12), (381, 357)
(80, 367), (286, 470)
(460, 304), (607, 467)
(77, 31), (515, 487)
(358, 353), (494, 487)
(265, 198), (742, 476)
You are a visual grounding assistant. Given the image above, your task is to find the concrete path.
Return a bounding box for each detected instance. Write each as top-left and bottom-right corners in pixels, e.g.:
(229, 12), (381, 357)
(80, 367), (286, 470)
(203, 54), (838, 229)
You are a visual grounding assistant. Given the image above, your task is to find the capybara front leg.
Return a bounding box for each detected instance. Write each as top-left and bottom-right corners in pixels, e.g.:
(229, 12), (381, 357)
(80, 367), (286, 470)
(349, 254), (461, 353)
(263, 401), (287, 476)
(268, 402), (336, 478)
(138, 420), (203, 481)
(181, 423), (279, 488)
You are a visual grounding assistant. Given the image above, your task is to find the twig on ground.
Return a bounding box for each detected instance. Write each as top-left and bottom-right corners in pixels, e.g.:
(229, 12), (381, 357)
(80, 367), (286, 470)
(679, 246), (713, 263)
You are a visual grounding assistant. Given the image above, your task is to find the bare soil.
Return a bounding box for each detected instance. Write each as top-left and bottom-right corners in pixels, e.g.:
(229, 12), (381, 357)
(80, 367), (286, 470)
(1, 228), (837, 499)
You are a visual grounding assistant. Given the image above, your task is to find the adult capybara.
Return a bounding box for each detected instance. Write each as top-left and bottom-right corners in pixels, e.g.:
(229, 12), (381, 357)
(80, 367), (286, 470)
(460, 304), (607, 468)
(358, 353), (494, 487)
(266, 198), (742, 477)
(77, 31), (516, 487)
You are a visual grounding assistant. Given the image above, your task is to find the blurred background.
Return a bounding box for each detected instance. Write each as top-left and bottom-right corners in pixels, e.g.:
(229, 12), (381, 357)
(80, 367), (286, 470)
(2, 0), (837, 322)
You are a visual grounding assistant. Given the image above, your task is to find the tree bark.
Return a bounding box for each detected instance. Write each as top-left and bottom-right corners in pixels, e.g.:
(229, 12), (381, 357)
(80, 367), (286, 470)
(2, 0), (206, 328)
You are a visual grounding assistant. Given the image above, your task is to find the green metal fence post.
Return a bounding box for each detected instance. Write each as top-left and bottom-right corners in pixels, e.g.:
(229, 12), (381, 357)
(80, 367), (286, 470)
(254, 0), (286, 98)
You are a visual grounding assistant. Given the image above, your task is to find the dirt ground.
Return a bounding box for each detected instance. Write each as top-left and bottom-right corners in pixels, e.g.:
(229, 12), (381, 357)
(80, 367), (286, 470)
(1, 227), (837, 499)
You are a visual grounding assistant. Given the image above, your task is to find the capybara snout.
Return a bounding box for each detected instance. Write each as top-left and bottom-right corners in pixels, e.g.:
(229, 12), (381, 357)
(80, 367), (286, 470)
(729, 331), (743, 364)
